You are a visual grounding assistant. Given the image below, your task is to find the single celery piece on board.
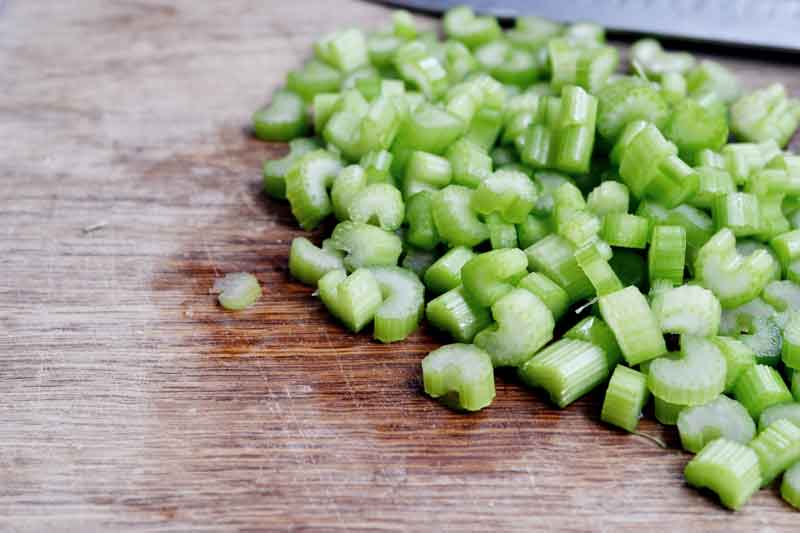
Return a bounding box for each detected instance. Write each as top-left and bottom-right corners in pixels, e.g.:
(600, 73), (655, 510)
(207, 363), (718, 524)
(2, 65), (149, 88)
(212, 273), (262, 311)
(601, 365), (649, 432)
(422, 343), (496, 411)
(684, 438), (761, 510)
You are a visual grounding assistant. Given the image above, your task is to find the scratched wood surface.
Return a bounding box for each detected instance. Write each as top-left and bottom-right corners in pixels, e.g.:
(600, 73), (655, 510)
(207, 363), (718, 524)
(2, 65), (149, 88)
(1, 1), (799, 531)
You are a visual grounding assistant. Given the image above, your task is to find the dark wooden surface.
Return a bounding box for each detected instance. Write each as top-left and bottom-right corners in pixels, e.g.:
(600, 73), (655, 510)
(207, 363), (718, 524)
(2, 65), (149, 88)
(1, 1), (799, 531)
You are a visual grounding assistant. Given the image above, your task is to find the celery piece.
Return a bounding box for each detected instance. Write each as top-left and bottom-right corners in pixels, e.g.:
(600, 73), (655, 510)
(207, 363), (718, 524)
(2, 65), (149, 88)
(783, 311), (800, 370)
(694, 228), (775, 308)
(486, 213), (518, 249)
(677, 396), (756, 453)
(212, 273), (262, 311)
(749, 419), (800, 486)
(252, 89), (309, 142)
(574, 243), (622, 297)
(596, 76), (669, 143)
(712, 336), (756, 393)
(601, 365), (649, 432)
(516, 214), (551, 249)
(331, 164), (367, 221)
(330, 221), (402, 271)
(630, 39), (695, 79)
(289, 237), (345, 286)
(472, 169), (538, 224)
(461, 249), (529, 308)
(315, 28), (369, 72)
(599, 286), (667, 366)
(525, 234), (593, 302)
(519, 338), (608, 408)
(360, 149), (394, 186)
(587, 181), (629, 216)
(648, 335), (726, 406)
(731, 83), (800, 148)
(392, 9), (417, 40)
(601, 213), (649, 249)
(782, 461), (800, 509)
(443, 6), (501, 49)
(686, 60), (741, 104)
(736, 239), (781, 282)
(318, 269), (382, 333)
(285, 150), (343, 230)
(446, 138), (492, 188)
(404, 150), (452, 197)
(759, 403), (800, 432)
(369, 266), (424, 343)
(422, 343), (496, 411)
(664, 98), (728, 162)
(518, 272), (570, 321)
(347, 183), (404, 231)
(690, 166), (735, 209)
(423, 246), (475, 295)
(393, 41), (448, 100)
(431, 185), (488, 247)
(648, 225), (687, 284)
(425, 286), (491, 343)
(475, 289), (555, 367)
(654, 396), (685, 425)
(684, 439), (761, 510)
(287, 59), (342, 102)
(405, 191), (439, 251)
(771, 229), (800, 272)
(566, 316), (622, 368)
(734, 364), (794, 419)
(651, 285), (721, 337)
(712, 192), (760, 237)
(263, 138), (320, 200)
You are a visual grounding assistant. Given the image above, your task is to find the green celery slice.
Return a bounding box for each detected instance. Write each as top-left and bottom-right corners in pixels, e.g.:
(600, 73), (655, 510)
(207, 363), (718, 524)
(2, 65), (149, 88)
(461, 249), (529, 308)
(748, 419), (800, 486)
(599, 286), (666, 366)
(647, 335), (726, 406)
(318, 269), (382, 332)
(684, 438), (761, 510)
(369, 266), (424, 343)
(425, 286), (491, 343)
(601, 365), (649, 432)
(782, 461), (800, 509)
(212, 273), (262, 311)
(759, 402), (800, 432)
(289, 237), (345, 286)
(677, 395), (756, 453)
(733, 364), (793, 419)
(651, 284), (721, 337)
(422, 343), (495, 411)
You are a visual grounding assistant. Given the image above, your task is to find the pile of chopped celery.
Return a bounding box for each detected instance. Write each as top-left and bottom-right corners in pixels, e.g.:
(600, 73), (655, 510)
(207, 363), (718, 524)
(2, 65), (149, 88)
(253, 5), (800, 511)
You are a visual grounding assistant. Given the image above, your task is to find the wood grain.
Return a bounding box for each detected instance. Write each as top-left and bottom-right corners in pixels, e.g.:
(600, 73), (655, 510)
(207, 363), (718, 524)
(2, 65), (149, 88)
(1, 1), (799, 531)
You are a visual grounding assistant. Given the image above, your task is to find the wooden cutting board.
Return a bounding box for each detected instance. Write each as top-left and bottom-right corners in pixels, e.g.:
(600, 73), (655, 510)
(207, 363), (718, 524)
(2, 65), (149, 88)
(2, 1), (799, 530)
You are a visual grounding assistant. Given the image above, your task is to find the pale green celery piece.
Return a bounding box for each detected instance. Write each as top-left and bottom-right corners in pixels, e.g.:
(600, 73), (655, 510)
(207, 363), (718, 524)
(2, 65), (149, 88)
(475, 288), (554, 368)
(677, 396), (756, 453)
(783, 311), (800, 370)
(461, 249), (529, 308)
(684, 439), (761, 510)
(516, 213), (551, 249)
(763, 280), (800, 314)
(731, 83), (800, 148)
(599, 285), (667, 366)
(423, 246), (475, 295)
(263, 138), (320, 200)
(486, 213), (518, 249)
(369, 266), (425, 343)
(759, 403), (800, 432)
(648, 225), (687, 285)
(518, 272), (570, 321)
(712, 192), (760, 237)
(712, 336), (756, 393)
(596, 77), (670, 144)
(556, 208), (602, 250)
(392, 9), (417, 40)
(393, 41), (448, 100)
(315, 28), (369, 72)
(782, 461), (800, 509)
(734, 364), (793, 419)
(330, 221), (402, 271)
(446, 138), (492, 188)
(472, 169), (538, 224)
(318, 268), (382, 333)
(425, 286), (492, 343)
(252, 89), (309, 142)
(405, 191), (439, 251)
(574, 242), (622, 297)
(719, 297), (780, 335)
(360, 149), (394, 186)
(422, 343), (496, 411)
(630, 38), (695, 79)
(347, 183), (405, 231)
(525, 234), (594, 302)
(693, 228), (775, 308)
(600, 213), (649, 249)
(531, 170), (571, 216)
(212, 273), (262, 311)
(654, 396), (686, 425)
(404, 150), (453, 197)
(285, 150), (343, 230)
(736, 239), (781, 282)
(566, 316), (622, 368)
(648, 335), (726, 406)
(690, 166), (735, 209)
(749, 419), (800, 486)
(401, 246), (438, 279)
(431, 185), (488, 247)
(289, 237), (345, 286)
(331, 164), (367, 221)
(443, 6), (501, 49)
(740, 318), (783, 367)
(686, 60), (742, 104)
(587, 181), (629, 216)
(600, 365), (649, 432)
(651, 284), (721, 337)
(518, 338), (608, 408)
(661, 71), (687, 102)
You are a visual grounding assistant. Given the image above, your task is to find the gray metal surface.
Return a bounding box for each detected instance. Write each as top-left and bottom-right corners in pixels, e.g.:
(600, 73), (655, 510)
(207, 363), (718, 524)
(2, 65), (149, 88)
(381, 0), (800, 51)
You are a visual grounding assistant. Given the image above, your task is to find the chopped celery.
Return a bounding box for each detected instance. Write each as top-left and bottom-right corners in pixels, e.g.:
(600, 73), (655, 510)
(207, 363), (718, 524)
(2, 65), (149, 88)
(471, 169), (538, 224)
(734, 364), (793, 419)
(252, 89), (308, 141)
(212, 273), (262, 311)
(517, 272), (569, 320)
(369, 266), (424, 343)
(599, 286), (667, 366)
(289, 237), (345, 286)
(519, 338), (608, 408)
(285, 150), (343, 229)
(712, 336), (756, 393)
(654, 396), (685, 426)
(731, 83), (800, 148)
(647, 335), (726, 406)
(431, 185), (488, 247)
(405, 191), (439, 251)
(526, 235), (593, 302)
(330, 221), (403, 271)
(651, 285), (721, 337)
(574, 243), (622, 297)
(423, 246), (475, 295)
(684, 439), (761, 510)
(401, 246), (437, 278)
(446, 138), (492, 188)
(601, 213), (649, 249)
(318, 268), (382, 332)
(748, 419), (800, 486)
(587, 181), (629, 216)
(425, 286), (491, 343)
(486, 213), (518, 249)
(348, 183), (405, 231)
(759, 403), (800, 432)
(443, 6), (501, 49)
(596, 76), (669, 143)
(601, 365), (649, 432)
(475, 288), (554, 367)
(648, 225), (687, 284)
(566, 316), (622, 368)
(783, 311), (800, 370)
(461, 249), (529, 308)
(516, 213), (551, 249)
(331, 164), (367, 221)
(630, 39), (695, 79)
(263, 138), (320, 199)
(422, 343), (496, 411)
(677, 395), (756, 453)
(782, 461), (800, 509)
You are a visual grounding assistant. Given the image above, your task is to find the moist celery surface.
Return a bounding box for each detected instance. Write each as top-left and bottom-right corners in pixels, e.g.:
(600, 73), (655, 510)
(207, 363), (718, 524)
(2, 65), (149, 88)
(252, 5), (800, 512)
